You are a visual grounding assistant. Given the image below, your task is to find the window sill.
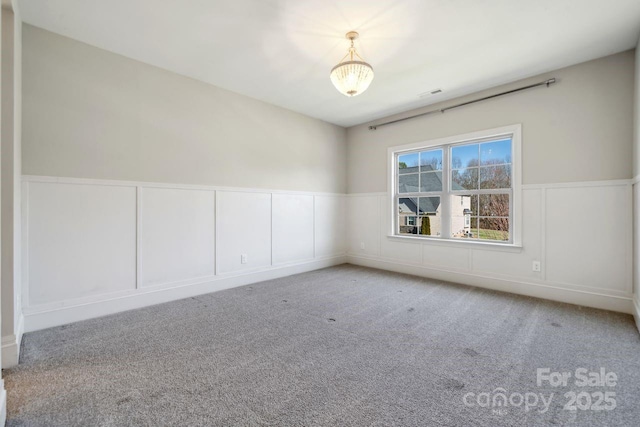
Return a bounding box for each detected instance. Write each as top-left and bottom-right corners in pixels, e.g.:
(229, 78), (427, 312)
(386, 234), (523, 252)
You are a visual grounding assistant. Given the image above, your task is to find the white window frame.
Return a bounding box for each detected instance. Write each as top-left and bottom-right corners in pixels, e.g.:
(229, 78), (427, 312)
(387, 124), (522, 247)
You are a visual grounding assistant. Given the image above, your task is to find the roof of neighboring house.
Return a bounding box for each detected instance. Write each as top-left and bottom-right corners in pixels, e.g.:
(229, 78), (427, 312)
(398, 164), (465, 194)
(398, 197), (439, 215)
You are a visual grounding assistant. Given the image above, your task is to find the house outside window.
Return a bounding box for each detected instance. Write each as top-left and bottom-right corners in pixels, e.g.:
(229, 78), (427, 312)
(388, 125), (522, 245)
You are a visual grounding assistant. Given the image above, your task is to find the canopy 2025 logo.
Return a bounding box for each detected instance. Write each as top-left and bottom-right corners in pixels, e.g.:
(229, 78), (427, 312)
(462, 367), (618, 416)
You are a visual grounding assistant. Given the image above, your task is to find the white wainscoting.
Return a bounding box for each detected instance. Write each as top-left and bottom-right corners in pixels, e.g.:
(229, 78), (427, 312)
(1, 313), (23, 369)
(634, 297), (640, 333)
(272, 194), (314, 265)
(22, 176), (347, 332)
(140, 187), (216, 287)
(27, 181), (137, 306)
(347, 180), (634, 314)
(314, 194), (347, 258)
(632, 177), (640, 333)
(0, 379), (6, 427)
(216, 191), (273, 275)
(21, 175), (635, 333)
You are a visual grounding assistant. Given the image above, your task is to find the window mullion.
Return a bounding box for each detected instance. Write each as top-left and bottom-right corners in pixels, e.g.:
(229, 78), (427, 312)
(441, 147), (451, 238)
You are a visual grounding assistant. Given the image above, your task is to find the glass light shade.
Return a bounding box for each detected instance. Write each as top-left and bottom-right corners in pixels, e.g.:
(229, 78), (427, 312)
(330, 60), (374, 97)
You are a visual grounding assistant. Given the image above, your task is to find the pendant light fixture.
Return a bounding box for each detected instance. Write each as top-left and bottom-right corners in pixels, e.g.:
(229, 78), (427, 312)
(330, 31), (374, 97)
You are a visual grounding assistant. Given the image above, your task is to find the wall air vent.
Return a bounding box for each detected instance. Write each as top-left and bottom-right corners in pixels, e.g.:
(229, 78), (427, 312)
(418, 89), (443, 98)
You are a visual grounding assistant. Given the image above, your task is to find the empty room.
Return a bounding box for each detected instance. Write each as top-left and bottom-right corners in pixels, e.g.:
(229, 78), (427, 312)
(1, 0), (640, 426)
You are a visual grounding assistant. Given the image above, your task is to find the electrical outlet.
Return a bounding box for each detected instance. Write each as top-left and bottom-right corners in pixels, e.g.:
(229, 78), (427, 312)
(241, 254), (248, 264)
(360, 242), (365, 250)
(532, 261), (541, 272)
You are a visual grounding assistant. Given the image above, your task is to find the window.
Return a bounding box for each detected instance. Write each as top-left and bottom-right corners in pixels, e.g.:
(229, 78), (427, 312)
(389, 125), (521, 245)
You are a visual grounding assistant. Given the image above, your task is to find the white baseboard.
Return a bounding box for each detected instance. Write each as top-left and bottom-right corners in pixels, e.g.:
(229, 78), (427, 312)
(24, 255), (347, 333)
(0, 380), (6, 427)
(348, 254), (634, 315)
(1, 313), (24, 368)
(633, 296), (640, 335)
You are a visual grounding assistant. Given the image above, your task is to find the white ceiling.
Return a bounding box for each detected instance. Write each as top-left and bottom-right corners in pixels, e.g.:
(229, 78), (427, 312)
(17, 0), (640, 127)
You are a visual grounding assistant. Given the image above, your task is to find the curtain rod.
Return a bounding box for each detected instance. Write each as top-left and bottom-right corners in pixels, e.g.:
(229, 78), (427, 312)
(368, 78), (556, 130)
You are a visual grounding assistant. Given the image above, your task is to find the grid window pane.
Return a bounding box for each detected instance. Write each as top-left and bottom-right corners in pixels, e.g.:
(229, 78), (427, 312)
(419, 149), (443, 171)
(480, 139), (511, 165)
(479, 194), (510, 217)
(398, 198), (418, 234)
(420, 171), (443, 192)
(453, 216), (478, 239)
(451, 144), (479, 169)
(398, 153), (419, 174)
(418, 215), (441, 237)
(454, 194), (480, 216)
(450, 193), (474, 238)
(398, 174), (419, 193)
(479, 218), (509, 241)
(452, 168), (478, 190)
(398, 198), (418, 215)
(418, 196), (440, 215)
(479, 165), (511, 189)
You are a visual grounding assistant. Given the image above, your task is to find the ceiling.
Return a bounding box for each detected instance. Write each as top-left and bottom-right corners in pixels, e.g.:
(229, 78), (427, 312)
(17, 0), (640, 127)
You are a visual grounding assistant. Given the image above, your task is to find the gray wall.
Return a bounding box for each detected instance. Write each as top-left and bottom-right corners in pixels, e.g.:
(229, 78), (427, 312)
(634, 39), (640, 322)
(347, 51), (634, 194)
(635, 41), (640, 178)
(1, 3), (21, 367)
(22, 25), (347, 193)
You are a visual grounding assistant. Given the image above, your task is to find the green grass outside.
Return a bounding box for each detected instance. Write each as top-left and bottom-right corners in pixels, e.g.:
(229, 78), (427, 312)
(476, 228), (509, 241)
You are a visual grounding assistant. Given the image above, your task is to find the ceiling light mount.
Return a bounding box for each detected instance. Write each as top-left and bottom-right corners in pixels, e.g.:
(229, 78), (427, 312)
(330, 31), (374, 97)
(345, 31), (360, 41)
